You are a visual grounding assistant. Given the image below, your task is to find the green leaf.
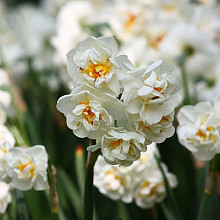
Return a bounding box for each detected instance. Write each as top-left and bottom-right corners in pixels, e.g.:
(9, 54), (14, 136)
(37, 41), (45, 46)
(16, 190), (30, 220)
(154, 154), (182, 220)
(160, 201), (176, 220)
(117, 201), (129, 220)
(74, 144), (85, 196)
(58, 169), (83, 219)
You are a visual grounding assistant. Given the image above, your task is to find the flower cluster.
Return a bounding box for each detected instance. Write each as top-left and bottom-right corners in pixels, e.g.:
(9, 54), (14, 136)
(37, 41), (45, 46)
(57, 36), (180, 166)
(177, 95), (220, 161)
(94, 143), (177, 209)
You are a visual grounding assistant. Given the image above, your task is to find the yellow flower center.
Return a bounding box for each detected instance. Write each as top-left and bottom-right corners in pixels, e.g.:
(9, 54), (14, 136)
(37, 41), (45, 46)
(80, 101), (96, 125)
(138, 181), (164, 198)
(196, 126), (216, 142)
(163, 5), (175, 13)
(148, 33), (166, 49)
(109, 139), (123, 149)
(17, 161), (35, 178)
(125, 13), (137, 31)
(105, 170), (124, 187)
(81, 60), (112, 80)
(0, 147), (7, 154)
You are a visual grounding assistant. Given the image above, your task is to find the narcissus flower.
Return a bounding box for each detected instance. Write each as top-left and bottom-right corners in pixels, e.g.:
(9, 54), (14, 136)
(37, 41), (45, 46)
(134, 165), (177, 209)
(0, 125), (15, 181)
(0, 181), (11, 214)
(134, 112), (175, 143)
(57, 83), (124, 139)
(94, 127), (146, 166)
(6, 145), (49, 191)
(0, 140), (14, 182)
(66, 36), (134, 96)
(123, 60), (180, 125)
(94, 143), (178, 208)
(177, 99), (220, 161)
(94, 155), (133, 203)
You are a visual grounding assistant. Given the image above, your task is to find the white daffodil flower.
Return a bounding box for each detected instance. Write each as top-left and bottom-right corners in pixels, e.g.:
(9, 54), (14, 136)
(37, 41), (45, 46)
(6, 145), (49, 191)
(123, 60), (180, 125)
(98, 127), (146, 166)
(94, 155), (133, 203)
(0, 69), (9, 87)
(0, 125), (15, 147)
(94, 143), (178, 208)
(159, 23), (218, 77)
(134, 165), (177, 209)
(52, 1), (98, 65)
(0, 139), (14, 181)
(57, 83), (124, 140)
(177, 101), (220, 161)
(134, 112), (175, 143)
(0, 91), (11, 108)
(0, 181), (11, 214)
(66, 36), (134, 96)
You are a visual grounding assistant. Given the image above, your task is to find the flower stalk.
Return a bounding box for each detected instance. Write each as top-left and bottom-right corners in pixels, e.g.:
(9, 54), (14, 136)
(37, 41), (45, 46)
(48, 164), (59, 219)
(177, 54), (191, 105)
(197, 155), (219, 220)
(83, 143), (100, 220)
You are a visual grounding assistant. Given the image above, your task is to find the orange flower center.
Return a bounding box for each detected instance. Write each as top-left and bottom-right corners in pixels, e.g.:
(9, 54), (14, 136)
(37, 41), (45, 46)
(81, 60), (112, 80)
(110, 139), (123, 149)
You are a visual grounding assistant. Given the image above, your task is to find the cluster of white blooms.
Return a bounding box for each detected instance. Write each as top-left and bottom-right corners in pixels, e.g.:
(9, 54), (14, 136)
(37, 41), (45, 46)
(94, 143), (177, 208)
(57, 36), (180, 166)
(51, 0), (220, 102)
(0, 2), (55, 75)
(177, 96), (220, 161)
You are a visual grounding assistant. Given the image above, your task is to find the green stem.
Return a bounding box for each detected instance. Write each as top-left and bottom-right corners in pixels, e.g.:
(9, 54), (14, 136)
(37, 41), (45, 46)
(177, 55), (191, 105)
(197, 155), (219, 220)
(197, 192), (212, 220)
(83, 167), (94, 220)
(83, 148), (100, 220)
(48, 163), (60, 219)
(154, 154), (182, 220)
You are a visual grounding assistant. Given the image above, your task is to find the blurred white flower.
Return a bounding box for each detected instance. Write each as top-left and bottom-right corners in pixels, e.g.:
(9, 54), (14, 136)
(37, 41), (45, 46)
(6, 145), (49, 191)
(177, 100), (220, 161)
(0, 181), (11, 214)
(66, 36), (134, 96)
(94, 155), (133, 203)
(57, 83), (123, 140)
(94, 143), (178, 208)
(0, 69), (9, 87)
(8, 4), (55, 71)
(0, 107), (6, 125)
(0, 139), (14, 182)
(0, 91), (11, 108)
(52, 1), (97, 66)
(108, 2), (150, 42)
(195, 62), (220, 101)
(160, 23), (219, 77)
(97, 127), (146, 166)
(123, 60), (180, 125)
(0, 125), (15, 147)
(0, 125), (15, 181)
(192, 5), (220, 43)
(134, 164), (177, 209)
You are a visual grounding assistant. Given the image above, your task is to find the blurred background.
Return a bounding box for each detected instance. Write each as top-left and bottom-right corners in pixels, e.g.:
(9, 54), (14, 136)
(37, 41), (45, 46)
(1, 0), (220, 219)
